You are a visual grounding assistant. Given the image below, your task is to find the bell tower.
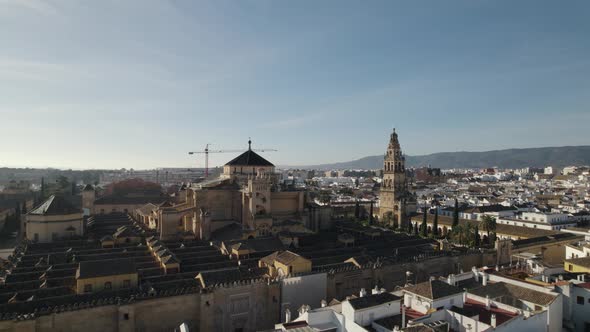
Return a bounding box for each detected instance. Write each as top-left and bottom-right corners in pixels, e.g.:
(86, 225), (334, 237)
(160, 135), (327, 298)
(379, 128), (408, 227)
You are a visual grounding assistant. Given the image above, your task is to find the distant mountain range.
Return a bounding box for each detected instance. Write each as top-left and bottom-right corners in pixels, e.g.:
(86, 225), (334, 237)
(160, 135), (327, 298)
(290, 146), (590, 170)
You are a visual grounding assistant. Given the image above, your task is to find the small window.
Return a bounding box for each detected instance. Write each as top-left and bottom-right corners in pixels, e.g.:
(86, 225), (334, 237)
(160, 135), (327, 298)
(578, 296), (584, 305)
(104, 282), (112, 290)
(84, 284), (93, 293)
(123, 313), (129, 320)
(569, 264), (574, 270)
(123, 280), (131, 288)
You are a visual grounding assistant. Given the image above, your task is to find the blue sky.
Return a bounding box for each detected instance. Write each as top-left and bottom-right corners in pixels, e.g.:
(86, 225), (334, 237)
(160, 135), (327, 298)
(1, 0), (589, 169)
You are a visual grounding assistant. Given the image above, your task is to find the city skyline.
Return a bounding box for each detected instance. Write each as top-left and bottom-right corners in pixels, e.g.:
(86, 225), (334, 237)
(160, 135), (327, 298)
(2, 0), (590, 169)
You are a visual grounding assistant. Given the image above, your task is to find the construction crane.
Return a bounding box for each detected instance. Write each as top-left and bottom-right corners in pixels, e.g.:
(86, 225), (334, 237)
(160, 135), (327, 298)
(188, 140), (277, 178)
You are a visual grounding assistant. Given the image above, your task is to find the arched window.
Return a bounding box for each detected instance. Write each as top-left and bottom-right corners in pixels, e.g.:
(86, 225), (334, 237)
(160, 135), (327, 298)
(104, 282), (112, 290)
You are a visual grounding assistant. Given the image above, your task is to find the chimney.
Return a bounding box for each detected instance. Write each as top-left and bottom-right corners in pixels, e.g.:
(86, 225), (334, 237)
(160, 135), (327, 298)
(463, 290), (467, 304)
(320, 300), (327, 308)
(298, 305), (307, 317)
(285, 308), (291, 323)
(372, 285), (379, 295)
(472, 267), (479, 282)
(447, 274), (454, 286)
(524, 309), (531, 318)
(401, 305), (406, 328)
(393, 326), (400, 332)
(482, 273), (488, 286)
(360, 288), (367, 297)
(485, 295), (491, 310)
(491, 313), (497, 328)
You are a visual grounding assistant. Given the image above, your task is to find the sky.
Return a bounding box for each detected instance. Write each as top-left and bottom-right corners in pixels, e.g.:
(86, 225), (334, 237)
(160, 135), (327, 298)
(1, 0), (589, 170)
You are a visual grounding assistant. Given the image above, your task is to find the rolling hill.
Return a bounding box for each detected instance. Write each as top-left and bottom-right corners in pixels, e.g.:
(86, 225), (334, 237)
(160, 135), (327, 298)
(292, 146), (590, 170)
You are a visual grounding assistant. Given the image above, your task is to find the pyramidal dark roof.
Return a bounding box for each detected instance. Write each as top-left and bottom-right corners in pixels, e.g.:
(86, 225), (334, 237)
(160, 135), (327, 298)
(29, 195), (82, 216)
(225, 149), (274, 167)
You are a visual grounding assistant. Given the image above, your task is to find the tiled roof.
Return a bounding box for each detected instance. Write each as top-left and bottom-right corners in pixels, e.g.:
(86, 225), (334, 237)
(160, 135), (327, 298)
(469, 282), (557, 306)
(76, 258), (136, 279)
(225, 237), (284, 253)
(465, 204), (517, 213)
(404, 280), (463, 300)
(113, 226), (137, 238)
(29, 195), (81, 216)
(565, 256), (590, 269)
(225, 149), (274, 167)
(211, 223), (244, 241)
(261, 250), (304, 266)
(197, 267), (267, 287)
(347, 292), (400, 310)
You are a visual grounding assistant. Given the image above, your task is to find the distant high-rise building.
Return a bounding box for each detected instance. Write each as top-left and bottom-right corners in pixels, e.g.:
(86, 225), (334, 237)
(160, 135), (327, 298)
(379, 129), (414, 226)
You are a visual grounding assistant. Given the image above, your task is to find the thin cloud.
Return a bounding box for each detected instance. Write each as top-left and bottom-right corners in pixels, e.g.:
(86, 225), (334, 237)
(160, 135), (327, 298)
(0, 0), (59, 15)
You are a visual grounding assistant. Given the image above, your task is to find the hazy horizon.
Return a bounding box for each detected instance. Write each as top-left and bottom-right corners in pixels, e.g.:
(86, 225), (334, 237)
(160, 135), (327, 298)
(2, 143), (589, 170)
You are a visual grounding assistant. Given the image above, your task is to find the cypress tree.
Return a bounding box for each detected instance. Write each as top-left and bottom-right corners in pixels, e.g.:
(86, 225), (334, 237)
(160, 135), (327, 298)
(408, 220), (413, 234)
(21, 202), (27, 214)
(452, 198), (459, 228)
(474, 226), (480, 247)
(414, 222), (418, 236)
(432, 208), (439, 237)
(354, 200), (360, 219)
(421, 209), (428, 237)
(369, 201), (374, 224)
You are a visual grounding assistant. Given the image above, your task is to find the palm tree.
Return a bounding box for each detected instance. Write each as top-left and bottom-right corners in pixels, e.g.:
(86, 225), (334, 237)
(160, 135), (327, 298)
(452, 222), (474, 246)
(479, 215), (497, 244)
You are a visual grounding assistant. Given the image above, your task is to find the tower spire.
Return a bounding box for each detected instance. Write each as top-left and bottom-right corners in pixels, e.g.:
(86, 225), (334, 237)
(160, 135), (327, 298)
(248, 137), (252, 151)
